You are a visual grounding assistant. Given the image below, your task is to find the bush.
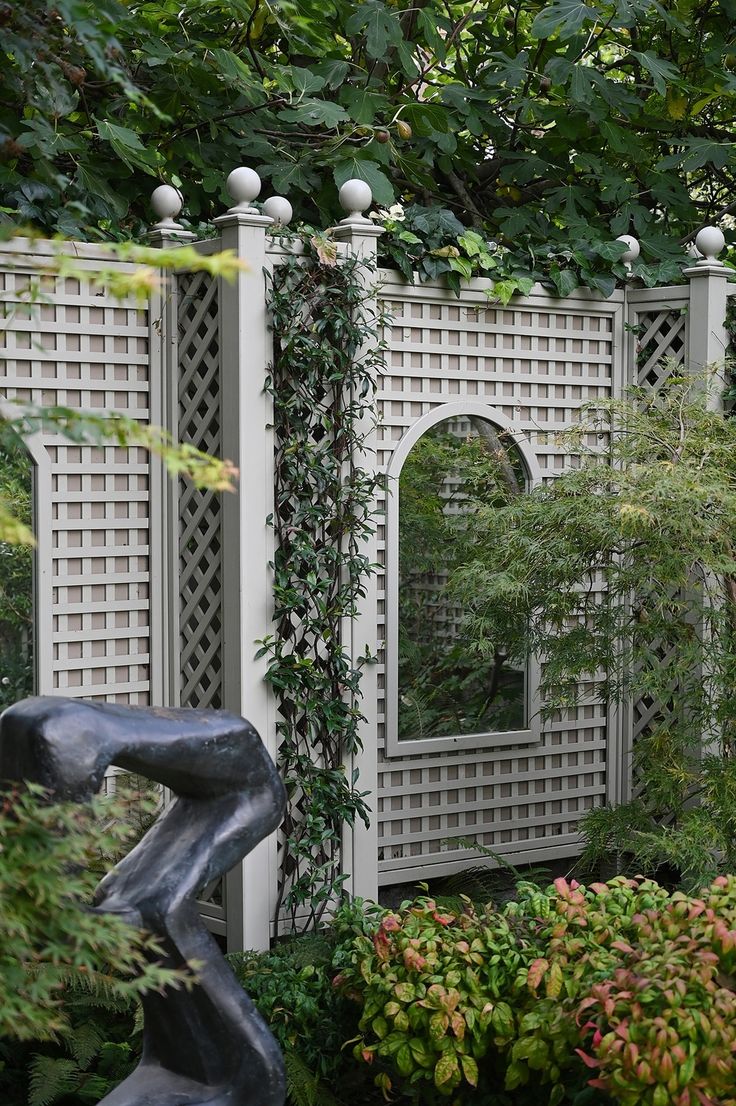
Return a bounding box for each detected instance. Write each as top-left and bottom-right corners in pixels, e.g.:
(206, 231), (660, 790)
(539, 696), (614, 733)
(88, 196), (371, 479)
(228, 899), (383, 1106)
(338, 877), (736, 1106)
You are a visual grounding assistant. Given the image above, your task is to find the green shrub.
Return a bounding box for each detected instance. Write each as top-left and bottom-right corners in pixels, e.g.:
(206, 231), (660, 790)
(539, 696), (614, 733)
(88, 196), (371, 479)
(228, 899), (383, 1106)
(338, 877), (736, 1106)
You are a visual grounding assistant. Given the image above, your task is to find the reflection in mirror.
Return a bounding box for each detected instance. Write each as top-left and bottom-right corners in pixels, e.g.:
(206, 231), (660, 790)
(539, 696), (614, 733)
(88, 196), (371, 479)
(0, 429), (34, 710)
(398, 415), (526, 742)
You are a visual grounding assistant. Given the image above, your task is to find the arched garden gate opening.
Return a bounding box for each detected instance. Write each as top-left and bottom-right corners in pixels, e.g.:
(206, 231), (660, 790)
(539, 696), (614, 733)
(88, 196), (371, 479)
(0, 184), (732, 950)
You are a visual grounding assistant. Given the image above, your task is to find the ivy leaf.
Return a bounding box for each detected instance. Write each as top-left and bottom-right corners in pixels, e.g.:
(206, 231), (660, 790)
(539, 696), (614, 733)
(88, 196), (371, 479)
(549, 267), (579, 297)
(346, 2), (403, 59)
(593, 239), (629, 261)
(629, 50), (679, 95)
(531, 0), (600, 40)
(334, 158), (394, 206)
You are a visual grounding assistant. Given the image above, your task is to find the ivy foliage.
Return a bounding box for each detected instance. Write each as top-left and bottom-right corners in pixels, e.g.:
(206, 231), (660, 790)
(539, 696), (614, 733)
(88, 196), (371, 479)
(260, 240), (384, 931)
(2, 0), (736, 289)
(448, 375), (736, 887)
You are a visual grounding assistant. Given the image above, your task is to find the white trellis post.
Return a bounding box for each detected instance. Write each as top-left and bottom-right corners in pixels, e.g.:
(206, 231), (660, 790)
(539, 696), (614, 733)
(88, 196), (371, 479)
(212, 169), (277, 951)
(333, 181), (384, 903)
(147, 186), (196, 709)
(684, 226), (730, 411)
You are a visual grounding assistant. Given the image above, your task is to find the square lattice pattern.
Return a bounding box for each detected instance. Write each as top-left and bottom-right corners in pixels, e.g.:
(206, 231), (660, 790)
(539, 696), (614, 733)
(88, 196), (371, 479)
(373, 281), (623, 881)
(0, 261), (151, 703)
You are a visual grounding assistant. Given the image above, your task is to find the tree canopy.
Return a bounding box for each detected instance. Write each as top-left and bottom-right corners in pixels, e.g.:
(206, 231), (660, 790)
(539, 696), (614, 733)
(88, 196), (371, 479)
(2, 0), (736, 290)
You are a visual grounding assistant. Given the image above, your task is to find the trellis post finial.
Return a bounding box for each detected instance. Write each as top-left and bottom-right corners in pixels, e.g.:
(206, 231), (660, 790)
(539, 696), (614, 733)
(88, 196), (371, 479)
(692, 225), (726, 266)
(225, 167), (265, 216)
(262, 196), (293, 227)
(616, 234), (640, 274)
(338, 178), (373, 225)
(147, 184), (196, 243)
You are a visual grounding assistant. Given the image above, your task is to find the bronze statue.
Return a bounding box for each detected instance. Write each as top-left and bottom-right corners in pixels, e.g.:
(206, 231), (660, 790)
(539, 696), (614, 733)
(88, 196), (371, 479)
(0, 696), (287, 1106)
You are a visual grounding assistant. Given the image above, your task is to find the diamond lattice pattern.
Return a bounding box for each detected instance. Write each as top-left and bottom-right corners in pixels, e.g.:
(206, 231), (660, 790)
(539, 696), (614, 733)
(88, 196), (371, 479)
(177, 271), (223, 709)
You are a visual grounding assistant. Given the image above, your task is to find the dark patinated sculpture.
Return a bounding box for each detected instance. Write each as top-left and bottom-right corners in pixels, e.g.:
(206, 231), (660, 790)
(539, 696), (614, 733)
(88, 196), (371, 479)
(0, 696), (287, 1106)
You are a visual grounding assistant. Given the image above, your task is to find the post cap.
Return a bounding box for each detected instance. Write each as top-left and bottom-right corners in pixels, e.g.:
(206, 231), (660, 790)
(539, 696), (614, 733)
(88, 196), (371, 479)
(338, 179), (372, 224)
(694, 225), (725, 263)
(615, 234), (640, 264)
(263, 195), (293, 227)
(151, 184), (184, 229)
(226, 167), (262, 213)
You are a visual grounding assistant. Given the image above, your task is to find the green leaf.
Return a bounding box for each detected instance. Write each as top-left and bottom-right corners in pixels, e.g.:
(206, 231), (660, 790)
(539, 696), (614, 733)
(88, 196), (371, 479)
(209, 47), (256, 90)
(396, 1043), (414, 1076)
(531, 0), (599, 40)
(346, 2), (403, 59)
(460, 1054), (478, 1087)
(280, 100), (349, 127)
(434, 1052), (459, 1089)
(549, 267), (579, 297)
(629, 50), (679, 96)
(504, 1059), (529, 1090)
(334, 158), (394, 206)
(313, 59), (351, 89)
(340, 87), (387, 125)
(94, 118), (159, 174)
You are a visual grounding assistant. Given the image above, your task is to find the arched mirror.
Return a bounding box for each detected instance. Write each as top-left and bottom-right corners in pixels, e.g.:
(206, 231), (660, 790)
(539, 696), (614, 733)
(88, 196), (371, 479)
(0, 426), (35, 710)
(385, 404), (541, 756)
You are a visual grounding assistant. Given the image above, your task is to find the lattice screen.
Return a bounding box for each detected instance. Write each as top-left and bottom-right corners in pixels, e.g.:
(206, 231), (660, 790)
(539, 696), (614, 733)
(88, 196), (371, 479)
(176, 267), (228, 934)
(625, 287), (690, 779)
(627, 288), (689, 392)
(374, 279), (624, 882)
(177, 270), (223, 711)
(0, 249), (152, 704)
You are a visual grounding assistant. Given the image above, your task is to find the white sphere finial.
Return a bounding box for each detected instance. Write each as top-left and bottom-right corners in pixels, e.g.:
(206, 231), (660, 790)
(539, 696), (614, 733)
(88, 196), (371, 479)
(616, 234), (640, 264)
(226, 167), (262, 213)
(339, 178), (372, 224)
(151, 184), (183, 229)
(263, 195), (293, 227)
(694, 225), (725, 263)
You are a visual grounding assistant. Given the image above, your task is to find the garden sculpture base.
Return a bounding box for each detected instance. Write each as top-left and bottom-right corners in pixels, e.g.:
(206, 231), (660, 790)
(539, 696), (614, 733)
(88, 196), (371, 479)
(0, 696), (287, 1106)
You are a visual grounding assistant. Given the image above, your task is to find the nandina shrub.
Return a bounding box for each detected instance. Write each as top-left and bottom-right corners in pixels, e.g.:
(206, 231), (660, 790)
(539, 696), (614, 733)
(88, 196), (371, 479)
(337, 876), (736, 1106)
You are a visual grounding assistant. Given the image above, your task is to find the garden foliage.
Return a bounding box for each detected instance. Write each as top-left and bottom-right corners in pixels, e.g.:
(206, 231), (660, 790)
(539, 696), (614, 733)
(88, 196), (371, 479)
(338, 877), (736, 1106)
(0, 784), (190, 1045)
(260, 241), (385, 931)
(3, 0), (735, 290)
(446, 376), (736, 886)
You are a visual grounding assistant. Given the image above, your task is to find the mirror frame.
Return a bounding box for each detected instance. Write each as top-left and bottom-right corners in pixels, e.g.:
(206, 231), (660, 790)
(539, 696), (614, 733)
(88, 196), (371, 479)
(384, 401), (542, 758)
(0, 408), (53, 698)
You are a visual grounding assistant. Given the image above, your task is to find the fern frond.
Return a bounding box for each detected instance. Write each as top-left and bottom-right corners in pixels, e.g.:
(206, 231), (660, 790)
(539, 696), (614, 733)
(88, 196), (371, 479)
(284, 1049), (345, 1106)
(65, 1020), (104, 1068)
(28, 1056), (80, 1106)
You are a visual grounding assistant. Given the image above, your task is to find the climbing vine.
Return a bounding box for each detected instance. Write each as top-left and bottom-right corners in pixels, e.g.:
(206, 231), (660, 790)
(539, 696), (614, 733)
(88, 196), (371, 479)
(262, 241), (385, 933)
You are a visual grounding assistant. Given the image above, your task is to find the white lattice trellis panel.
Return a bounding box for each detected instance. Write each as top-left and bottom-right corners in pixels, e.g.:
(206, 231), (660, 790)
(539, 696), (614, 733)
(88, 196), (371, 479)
(626, 286), (689, 391)
(177, 270), (224, 709)
(374, 277), (625, 882)
(0, 246), (152, 704)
